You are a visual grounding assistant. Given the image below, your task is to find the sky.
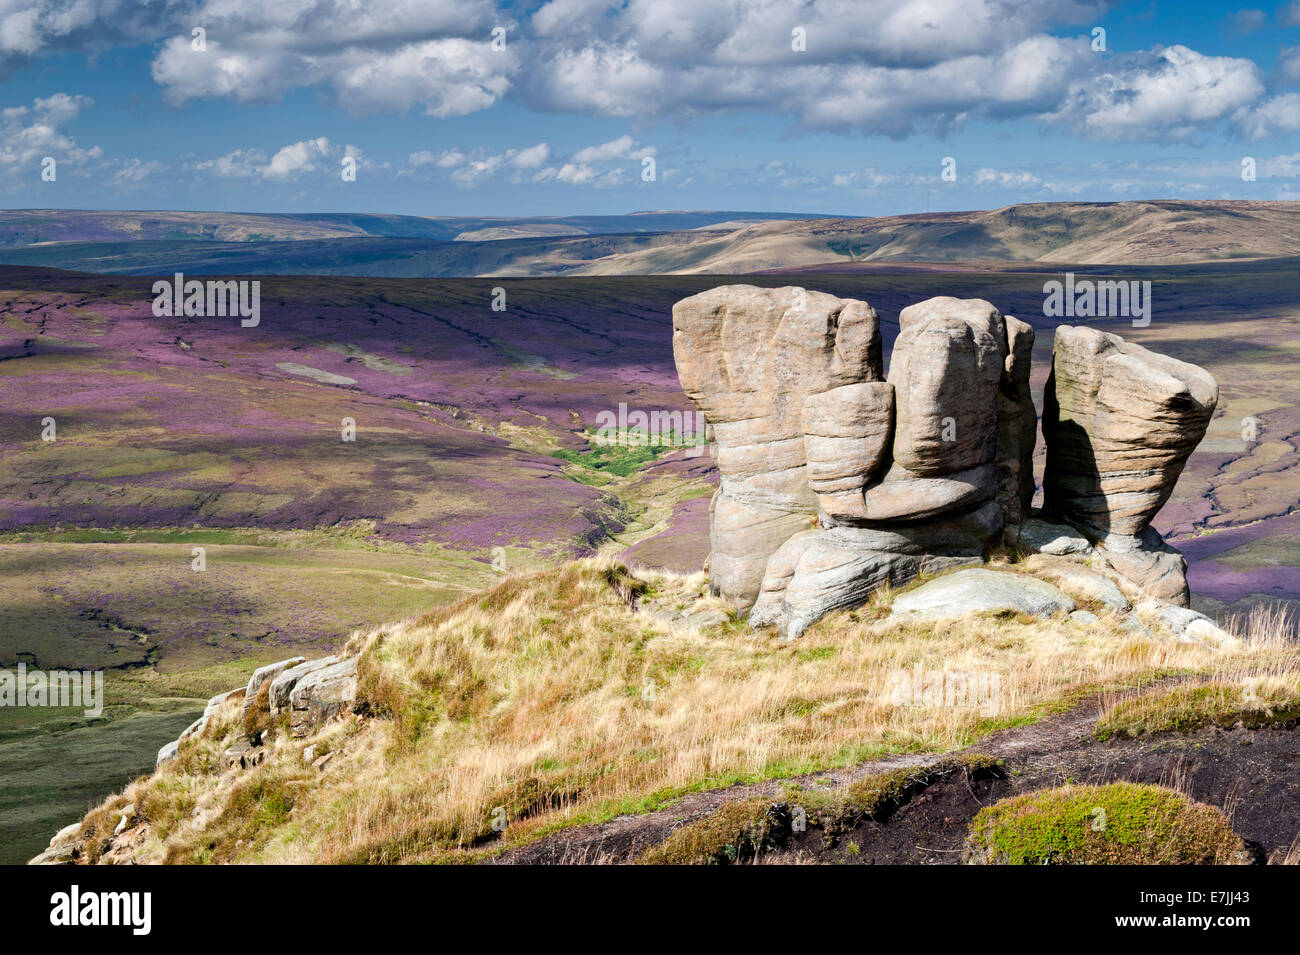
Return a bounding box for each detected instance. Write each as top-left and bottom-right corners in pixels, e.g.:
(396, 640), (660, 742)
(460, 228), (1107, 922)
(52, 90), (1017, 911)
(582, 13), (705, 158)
(3, 0), (1300, 217)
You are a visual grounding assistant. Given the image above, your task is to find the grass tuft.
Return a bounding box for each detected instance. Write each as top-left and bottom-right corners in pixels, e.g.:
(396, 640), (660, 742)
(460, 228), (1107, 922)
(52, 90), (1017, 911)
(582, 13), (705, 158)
(1096, 677), (1300, 741)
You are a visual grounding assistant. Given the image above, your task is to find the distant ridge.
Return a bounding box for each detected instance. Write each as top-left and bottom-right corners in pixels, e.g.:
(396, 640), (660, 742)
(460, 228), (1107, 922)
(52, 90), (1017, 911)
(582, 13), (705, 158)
(0, 200), (1297, 276)
(0, 209), (825, 246)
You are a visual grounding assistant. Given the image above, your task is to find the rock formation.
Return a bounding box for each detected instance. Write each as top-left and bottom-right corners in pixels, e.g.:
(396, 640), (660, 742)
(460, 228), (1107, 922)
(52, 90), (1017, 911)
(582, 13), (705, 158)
(1041, 325), (1217, 605)
(672, 285), (883, 611)
(156, 653), (357, 769)
(673, 285), (1217, 636)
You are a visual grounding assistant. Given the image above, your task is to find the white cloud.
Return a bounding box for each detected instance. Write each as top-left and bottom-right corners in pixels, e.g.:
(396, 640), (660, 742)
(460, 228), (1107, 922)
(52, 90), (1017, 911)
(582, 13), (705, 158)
(518, 1), (1299, 144)
(0, 0), (165, 62)
(1274, 45), (1300, 88)
(973, 167), (1043, 188)
(571, 135), (654, 162)
(111, 157), (164, 184)
(1045, 46), (1263, 140)
(0, 0), (1294, 154)
(534, 162), (597, 185)
(1236, 93), (1300, 138)
(523, 0), (1107, 134)
(194, 147), (266, 179)
(147, 1), (516, 117)
(407, 149), (467, 168)
(264, 137), (333, 180)
(408, 139), (640, 187)
(0, 93), (101, 173)
(509, 142), (551, 168)
(451, 154), (505, 186)
(196, 137), (342, 180)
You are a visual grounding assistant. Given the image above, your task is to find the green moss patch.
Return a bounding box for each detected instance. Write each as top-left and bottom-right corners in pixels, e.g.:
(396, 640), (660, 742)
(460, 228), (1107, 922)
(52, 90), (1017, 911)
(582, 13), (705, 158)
(552, 428), (702, 478)
(964, 783), (1247, 865)
(639, 755), (1004, 865)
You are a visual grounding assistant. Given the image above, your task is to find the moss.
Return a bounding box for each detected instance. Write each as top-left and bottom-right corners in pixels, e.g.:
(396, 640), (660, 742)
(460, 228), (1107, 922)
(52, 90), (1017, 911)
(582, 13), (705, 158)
(551, 427), (697, 478)
(1095, 680), (1300, 741)
(639, 755), (1004, 865)
(638, 797), (780, 865)
(964, 783), (1247, 865)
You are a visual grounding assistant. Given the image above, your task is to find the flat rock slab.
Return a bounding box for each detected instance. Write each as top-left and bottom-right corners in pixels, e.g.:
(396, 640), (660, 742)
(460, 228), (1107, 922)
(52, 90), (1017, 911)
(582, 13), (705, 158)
(1017, 517), (1092, 556)
(1020, 553), (1131, 612)
(889, 568), (1076, 622)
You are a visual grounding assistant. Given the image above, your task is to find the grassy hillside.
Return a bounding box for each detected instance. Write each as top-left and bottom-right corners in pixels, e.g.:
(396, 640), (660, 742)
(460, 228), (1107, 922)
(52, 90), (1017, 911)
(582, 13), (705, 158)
(51, 559), (1300, 864)
(6, 259), (1300, 862)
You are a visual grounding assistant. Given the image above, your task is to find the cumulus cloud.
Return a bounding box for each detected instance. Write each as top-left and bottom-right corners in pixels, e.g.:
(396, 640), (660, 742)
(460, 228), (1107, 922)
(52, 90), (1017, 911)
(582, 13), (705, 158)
(532, 162), (628, 187)
(195, 137), (351, 180)
(406, 142), (554, 185)
(571, 135), (654, 162)
(409, 148), (468, 168)
(0, 93), (102, 172)
(1236, 93), (1300, 138)
(516, 0), (1298, 144)
(146, 1), (517, 116)
(522, 0), (1109, 135)
(973, 167), (1044, 188)
(0, 0), (168, 64)
(0, 0), (1297, 152)
(408, 139), (642, 187)
(0, 2), (519, 116)
(264, 137), (333, 180)
(1045, 46), (1264, 140)
(509, 142), (551, 168)
(110, 157), (164, 184)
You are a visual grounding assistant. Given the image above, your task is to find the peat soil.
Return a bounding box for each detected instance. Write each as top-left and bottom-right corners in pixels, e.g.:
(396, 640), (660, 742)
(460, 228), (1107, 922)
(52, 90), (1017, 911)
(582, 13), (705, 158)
(494, 685), (1300, 864)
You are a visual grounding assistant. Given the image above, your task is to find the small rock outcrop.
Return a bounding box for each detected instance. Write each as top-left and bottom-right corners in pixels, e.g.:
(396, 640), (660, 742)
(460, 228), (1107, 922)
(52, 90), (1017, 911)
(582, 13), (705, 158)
(154, 653), (356, 770)
(673, 285), (1219, 636)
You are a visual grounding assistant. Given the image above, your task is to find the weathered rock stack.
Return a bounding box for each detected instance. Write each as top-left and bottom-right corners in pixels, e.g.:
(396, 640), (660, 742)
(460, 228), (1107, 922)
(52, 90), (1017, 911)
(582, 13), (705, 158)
(672, 285), (1217, 637)
(1042, 326), (1217, 605)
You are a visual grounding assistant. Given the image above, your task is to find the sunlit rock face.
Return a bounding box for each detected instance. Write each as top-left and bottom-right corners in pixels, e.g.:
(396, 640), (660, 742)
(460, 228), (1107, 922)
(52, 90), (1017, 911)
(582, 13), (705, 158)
(673, 286), (1219, 635)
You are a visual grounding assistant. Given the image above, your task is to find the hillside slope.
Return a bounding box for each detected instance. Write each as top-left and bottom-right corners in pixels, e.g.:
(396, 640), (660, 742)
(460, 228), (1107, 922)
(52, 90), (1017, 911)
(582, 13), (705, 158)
(0, 209), (818, 248)
(567, 200), (1300, 275)
(32, 560), (1300, 865)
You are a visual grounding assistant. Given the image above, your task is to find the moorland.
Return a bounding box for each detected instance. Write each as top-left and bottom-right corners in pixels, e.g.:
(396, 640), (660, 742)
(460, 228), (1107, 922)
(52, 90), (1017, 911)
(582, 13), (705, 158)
(3, 201), (1299, 863)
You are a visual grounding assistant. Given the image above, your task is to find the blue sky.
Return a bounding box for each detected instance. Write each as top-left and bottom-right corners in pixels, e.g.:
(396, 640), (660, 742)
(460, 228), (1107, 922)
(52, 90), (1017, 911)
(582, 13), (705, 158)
(3, 0), (1300, 217)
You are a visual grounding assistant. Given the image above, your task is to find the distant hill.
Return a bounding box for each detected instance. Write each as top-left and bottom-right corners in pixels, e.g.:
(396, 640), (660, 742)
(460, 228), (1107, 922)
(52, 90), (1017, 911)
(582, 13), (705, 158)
(0, 201), (1297, 276)
(0, 209), (822, 246)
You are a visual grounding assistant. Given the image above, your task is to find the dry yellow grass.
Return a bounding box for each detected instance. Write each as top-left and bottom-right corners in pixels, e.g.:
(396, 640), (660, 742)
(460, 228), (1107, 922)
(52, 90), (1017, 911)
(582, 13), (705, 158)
(74, 559), (1299, 864)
